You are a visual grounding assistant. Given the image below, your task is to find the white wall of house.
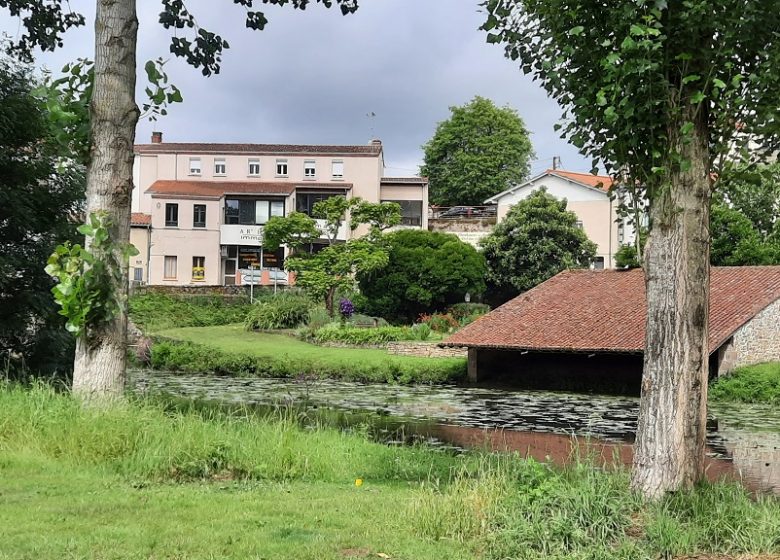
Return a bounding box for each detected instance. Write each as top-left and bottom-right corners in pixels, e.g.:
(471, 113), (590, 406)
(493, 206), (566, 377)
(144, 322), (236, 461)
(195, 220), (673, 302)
(490, 174), (628, 268)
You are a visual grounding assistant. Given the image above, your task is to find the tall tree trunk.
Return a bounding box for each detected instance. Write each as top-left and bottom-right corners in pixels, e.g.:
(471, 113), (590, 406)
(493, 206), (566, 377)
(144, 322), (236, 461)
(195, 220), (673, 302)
(631, 101), (712, 499)
(72, 0), (139, 399)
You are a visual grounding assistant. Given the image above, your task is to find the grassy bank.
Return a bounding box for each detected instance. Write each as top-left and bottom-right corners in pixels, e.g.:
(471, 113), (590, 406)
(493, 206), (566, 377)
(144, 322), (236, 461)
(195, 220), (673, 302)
(1, 385), (779, 559)
(129, 292), (252, 332)
(710, 362), (780, 404)
(152, 324), (466, 383)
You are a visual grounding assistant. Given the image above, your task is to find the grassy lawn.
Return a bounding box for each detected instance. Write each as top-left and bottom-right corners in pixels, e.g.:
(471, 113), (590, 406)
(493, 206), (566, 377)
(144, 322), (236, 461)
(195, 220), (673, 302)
(710, 362), (780, 404)
(152, 324), (466, 383)
(0, 455), (467, 560)
(1, 385), (779, 560)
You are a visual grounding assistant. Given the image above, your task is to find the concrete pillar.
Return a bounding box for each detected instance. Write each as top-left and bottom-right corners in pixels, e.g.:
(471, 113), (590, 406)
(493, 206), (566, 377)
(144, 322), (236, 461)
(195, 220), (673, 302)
(467, 348), (478, 382)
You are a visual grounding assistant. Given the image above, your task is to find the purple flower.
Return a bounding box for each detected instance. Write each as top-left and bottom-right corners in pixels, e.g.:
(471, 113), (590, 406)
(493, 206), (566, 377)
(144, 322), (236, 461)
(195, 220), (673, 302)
(339, 298), (354, 320)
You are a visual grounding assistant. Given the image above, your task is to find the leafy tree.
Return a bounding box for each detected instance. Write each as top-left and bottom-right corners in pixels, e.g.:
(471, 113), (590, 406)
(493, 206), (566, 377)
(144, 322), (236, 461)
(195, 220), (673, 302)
(710, 204), (778, 266)
(717, 163), (780, 238)
(0, 58), (84, 378)
(421, 96), (534, 206)
(3, 0), (359, 399)
(357, 230), (486, 322)
(484, 0), (780, 497)
(265, 198), (401, 314)
(263, 212), (320, 255)
(481, 189), (597, 304)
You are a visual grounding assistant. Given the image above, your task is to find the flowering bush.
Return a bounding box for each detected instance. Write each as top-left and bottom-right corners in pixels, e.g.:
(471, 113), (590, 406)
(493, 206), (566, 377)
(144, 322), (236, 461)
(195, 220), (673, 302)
(339, 298), (355, 321)
(418, 312), (460, 333)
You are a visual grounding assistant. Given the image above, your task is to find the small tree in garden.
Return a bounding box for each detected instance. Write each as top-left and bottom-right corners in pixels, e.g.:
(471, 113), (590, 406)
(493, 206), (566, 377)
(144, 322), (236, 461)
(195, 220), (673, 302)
(421, 96), (535, 206)
(357, 229), (486, 322)
(264, 197), (401, 314)
(481, 189), (596, 304)
(710, 204), (779, 266)
(484, 0), (780, 497)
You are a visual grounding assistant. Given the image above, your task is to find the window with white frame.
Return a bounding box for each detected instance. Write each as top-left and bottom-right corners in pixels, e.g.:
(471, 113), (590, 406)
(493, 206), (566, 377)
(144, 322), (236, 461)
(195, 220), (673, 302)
(276, 159), (288, 177)
(304, 160), (316, 178)
(189, 158), (201, 175)
(248, 159), (261, 176)
(214, 158), (226, 175)
(164, 256), (177, 279)
(331, 160), (344, 179)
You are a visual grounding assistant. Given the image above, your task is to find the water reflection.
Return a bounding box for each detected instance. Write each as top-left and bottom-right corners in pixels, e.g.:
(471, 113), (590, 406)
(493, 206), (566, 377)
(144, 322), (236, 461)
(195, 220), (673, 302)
(130, 371), (780, 495)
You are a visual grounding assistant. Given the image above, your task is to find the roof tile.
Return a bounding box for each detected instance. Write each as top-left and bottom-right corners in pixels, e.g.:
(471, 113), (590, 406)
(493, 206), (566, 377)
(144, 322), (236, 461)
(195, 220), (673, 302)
(146, 180), (352, 198)
(444, 267), (780, 354)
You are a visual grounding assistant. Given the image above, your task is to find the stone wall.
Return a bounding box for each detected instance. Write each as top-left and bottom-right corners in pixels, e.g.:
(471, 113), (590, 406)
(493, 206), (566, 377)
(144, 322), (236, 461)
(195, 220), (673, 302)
(387, 342), (467, 359)
(731, 297), (780, 369)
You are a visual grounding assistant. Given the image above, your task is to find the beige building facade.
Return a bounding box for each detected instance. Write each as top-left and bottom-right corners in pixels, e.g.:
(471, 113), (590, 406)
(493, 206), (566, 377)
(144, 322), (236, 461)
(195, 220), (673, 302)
(130, 134), (427, 286)
(485, 169), (639, 269)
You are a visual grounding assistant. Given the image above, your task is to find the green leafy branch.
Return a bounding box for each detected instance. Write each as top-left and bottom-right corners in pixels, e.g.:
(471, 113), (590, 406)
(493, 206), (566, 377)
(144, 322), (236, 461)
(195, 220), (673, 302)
(45, 212), (139, 344)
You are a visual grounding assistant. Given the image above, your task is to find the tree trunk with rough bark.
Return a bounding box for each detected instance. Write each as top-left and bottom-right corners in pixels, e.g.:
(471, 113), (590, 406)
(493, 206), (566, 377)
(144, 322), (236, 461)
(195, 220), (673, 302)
(631, 99), (712, 499)
(72, 0), (139, 399)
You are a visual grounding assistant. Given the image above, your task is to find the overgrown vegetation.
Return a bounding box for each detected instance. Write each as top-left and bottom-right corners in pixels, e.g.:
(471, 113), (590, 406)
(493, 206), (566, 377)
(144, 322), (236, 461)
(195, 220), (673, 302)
(129, 292), (252, 332)
(710, 362), (780, 404)
(1, 385), (778, 560)
(304, 324), (433, 346)
(151, 325), (465, 384)
(243, 291), (314, 331)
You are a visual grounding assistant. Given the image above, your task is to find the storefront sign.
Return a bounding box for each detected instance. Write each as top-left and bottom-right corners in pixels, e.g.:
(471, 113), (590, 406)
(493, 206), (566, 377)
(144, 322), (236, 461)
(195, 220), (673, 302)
(220, 225), (264, 246)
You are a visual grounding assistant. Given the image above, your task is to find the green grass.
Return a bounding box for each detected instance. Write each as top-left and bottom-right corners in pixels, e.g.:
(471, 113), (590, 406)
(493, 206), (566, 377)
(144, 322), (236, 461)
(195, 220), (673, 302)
(1, 385), (778, 560)
(153, 324), (466, 383)
(710, 362), (780, 404)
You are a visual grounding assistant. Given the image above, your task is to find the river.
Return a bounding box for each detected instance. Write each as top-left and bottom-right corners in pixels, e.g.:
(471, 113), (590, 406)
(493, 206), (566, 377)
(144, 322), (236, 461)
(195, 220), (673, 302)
(130, 370), (780, 495)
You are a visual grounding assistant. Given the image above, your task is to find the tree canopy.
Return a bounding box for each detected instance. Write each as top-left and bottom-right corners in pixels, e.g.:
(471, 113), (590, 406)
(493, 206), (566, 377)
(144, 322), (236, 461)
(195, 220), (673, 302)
(421, 96), (534, 206)
(357, 229), (486, 322)
(0, 57), (84, 378)
(481, 189), (596, 304)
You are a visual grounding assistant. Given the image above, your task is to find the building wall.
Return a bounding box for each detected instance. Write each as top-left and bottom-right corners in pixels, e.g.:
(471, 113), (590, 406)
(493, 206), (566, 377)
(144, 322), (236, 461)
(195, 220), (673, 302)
(129, 226), (150, 284)
(731, 297), (780, 370)
(494, 175), (621, 267)
(149, 196), (222, 285)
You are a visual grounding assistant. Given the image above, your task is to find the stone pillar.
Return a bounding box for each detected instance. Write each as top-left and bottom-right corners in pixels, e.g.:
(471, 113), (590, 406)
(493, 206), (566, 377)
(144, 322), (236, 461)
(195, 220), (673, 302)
(467, 348), (478, 382)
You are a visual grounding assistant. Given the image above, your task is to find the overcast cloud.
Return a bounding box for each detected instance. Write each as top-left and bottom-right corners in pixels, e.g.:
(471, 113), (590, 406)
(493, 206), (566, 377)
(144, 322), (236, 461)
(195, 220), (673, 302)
(2, 0), (589, 176)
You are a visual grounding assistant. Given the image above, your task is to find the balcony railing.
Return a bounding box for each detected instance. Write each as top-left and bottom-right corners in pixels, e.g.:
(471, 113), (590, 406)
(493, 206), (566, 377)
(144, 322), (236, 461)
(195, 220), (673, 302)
(429, 205), (498, 221)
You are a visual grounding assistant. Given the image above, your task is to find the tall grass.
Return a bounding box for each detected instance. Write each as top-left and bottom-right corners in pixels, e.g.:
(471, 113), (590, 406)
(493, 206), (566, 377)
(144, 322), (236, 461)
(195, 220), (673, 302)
(0, 383), (456, 483)
(710, 362), (780, 404)
(129, 293), (252, 332)
(411, 454), (780, 559)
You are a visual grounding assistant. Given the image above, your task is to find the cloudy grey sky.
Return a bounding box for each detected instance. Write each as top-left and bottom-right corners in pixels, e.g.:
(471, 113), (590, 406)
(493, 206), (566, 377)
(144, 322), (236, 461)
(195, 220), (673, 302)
(2, 0), (589, 176)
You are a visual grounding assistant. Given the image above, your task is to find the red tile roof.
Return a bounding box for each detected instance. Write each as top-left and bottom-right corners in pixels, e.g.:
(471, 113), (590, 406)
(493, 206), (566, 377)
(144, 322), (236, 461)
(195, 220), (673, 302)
(444, 267), (780, 354)
(130, 212), (151, 227)
(548, 169), (613, 192)
(146, 180), (352, 199)
(135, 143), (382, 157)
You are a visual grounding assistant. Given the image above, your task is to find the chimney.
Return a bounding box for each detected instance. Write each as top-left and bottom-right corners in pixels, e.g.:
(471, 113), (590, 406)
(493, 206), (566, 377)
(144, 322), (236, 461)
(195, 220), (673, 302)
(370, 139), (382, 146)
(151, 131), (163, 144)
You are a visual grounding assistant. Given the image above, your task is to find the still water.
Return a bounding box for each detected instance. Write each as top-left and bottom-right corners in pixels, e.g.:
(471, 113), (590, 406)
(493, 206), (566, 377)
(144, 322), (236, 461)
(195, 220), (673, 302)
(130, 371), (780, 494)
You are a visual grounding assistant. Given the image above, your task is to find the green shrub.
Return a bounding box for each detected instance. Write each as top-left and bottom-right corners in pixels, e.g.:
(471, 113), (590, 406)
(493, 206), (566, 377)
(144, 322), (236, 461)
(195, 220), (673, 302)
(448, 303), (490, 322)
(244, 292), (314, 330)
(311, 324), (416, 345)
(130, 293), (251, 332)
(149, 338), (465, 384)
(305, 306), (331, 330)
(710, 362), (780, 404)
(410, 323), (432, 341)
